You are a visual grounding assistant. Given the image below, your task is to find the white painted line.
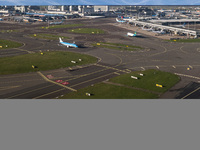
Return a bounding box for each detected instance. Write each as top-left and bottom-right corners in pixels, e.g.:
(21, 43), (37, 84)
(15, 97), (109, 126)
(156, 66), (159, 69)
(141, 67), (145, 71)
(172, 65), (176, 68)
(37, 71), (77, 92)
(181, 87), (200, 99)
(174, 73), (200, 80)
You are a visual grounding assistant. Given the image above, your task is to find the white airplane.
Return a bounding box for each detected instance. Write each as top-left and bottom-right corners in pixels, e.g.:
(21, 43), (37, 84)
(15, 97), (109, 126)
(127, 32), (137, 37)
(142, 27), (153, 31)
(173, 23), (186, 28)
(59, 38), (78, 48)
(116, 18), (127, 23)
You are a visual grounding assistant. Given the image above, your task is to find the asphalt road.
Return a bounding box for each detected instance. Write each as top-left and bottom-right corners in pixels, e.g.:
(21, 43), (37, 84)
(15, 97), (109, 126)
(1, 18), (200, 99)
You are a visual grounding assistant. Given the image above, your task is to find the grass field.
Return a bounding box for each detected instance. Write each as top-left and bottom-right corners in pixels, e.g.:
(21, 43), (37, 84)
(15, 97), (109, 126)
(60, 83), (158, 99)
(0, 39), (23, 49)
(92, 42), (142, 51)
(0, 51), (97, 75)
(109, 69), (180, 93)
(59, 69), (180, 99)
(41, 24), (85, 29)
(29, 33), (70, 40)
(69, 28), (105, 34)
(169, 38), (200, 43)
(0, 29), (18, 33)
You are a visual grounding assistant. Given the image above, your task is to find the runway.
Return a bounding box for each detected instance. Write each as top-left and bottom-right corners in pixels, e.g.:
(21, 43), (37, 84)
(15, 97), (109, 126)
(1, 18), (200, 99)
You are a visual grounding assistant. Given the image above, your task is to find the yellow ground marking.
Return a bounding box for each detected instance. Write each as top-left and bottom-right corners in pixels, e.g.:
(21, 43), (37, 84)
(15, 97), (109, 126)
(37, 71), (77, 92)
(181, 87), (200, 99)
(6, 84), (54, 99)
(33, 88), (65, 99)
(70, 72), (115, 88)
(0, 85), (21, 91)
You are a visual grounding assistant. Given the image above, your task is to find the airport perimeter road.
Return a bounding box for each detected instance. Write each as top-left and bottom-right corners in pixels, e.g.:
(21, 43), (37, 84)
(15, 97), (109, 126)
(1, 18), (200, 99)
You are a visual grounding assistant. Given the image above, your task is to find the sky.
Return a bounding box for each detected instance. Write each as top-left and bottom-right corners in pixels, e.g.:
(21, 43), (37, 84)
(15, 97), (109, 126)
(1, 0), (200, 5)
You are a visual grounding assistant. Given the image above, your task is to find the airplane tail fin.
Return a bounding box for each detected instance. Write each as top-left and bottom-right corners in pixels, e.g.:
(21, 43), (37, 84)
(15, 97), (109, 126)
(59, 37), (63, 43)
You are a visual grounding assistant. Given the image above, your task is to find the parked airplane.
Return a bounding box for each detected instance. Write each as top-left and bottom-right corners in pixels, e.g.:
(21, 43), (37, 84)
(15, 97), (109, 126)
(59, 38), (78, 48)
(116, 18), (127, 23)
(127, 32), (137, 37)
(173, 23), (186, 28)
(50, 20), (63, 25)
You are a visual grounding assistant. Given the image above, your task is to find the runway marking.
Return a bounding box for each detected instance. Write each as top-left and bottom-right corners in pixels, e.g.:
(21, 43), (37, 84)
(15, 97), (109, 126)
(37, 71), (77, 92)
(0, 85), (21, 91)
(156, 66), (159, 69)
(189, 65), (193, 69)
(70, 72), (115, 88)
(0, 74), (39, 79)
(0, 79), (43, 84)
(148, 44), (168, 57)
(95, 64), (129, 73)
(141, 67), (145, 71)
(172, 65), (176, 68)
(125, 69), (131, 72)
(197, 48), (200, 52)
(6, 84), (55, 99)
(181, 87), (200, 99)
(14, 48), (34, 54)
(174, 73), (200, 80)
(180, 46), (189, 54)
(33, 88), (66, 99)
(104, 52), (123, 67)
(114, 72), (121, 75)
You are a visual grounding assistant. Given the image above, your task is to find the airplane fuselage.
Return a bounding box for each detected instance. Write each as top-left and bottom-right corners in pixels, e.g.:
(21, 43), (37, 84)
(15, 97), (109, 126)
(59, 37), (78, 48)
(60, 42), (78, 48)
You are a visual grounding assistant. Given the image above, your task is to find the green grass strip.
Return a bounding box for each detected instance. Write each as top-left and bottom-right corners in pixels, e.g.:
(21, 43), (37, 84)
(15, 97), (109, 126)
(69, 28), (105, 34)
(0, 51), (97, 75)
(168, 38), (200, 43)
(0, 29), (19, 33)
(92, 42), (142, 51)
(41, 24), (85, 29)
(0, 39), (23, 49)
(60, 83), (158, 99)
(109, 69), (180, 93)
(29, 33), (70, 40)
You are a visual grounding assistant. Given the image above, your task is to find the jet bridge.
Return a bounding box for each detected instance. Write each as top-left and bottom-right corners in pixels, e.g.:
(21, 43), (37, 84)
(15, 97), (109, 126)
(129, 20), (197, 37)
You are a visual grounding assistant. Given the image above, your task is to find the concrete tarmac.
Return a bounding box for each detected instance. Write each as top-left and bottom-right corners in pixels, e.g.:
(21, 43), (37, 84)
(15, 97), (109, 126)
(1, 18), (200, 99)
